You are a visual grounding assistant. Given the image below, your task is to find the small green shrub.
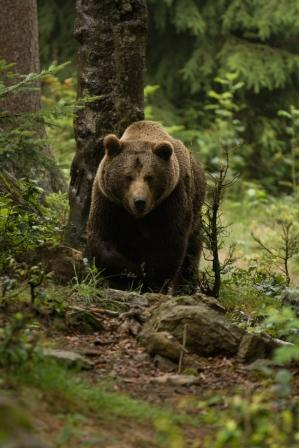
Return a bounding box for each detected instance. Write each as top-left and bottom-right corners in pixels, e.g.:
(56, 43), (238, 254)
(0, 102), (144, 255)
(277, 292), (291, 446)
(221, 264), (284, 322)
(0, 178), (68, 272)
(0, 60), (70, 187)
(260, 306), (299, 364)
(0, 313), (40, 368)
(204, 390), (299, 448)
(251, 197), (299, 286)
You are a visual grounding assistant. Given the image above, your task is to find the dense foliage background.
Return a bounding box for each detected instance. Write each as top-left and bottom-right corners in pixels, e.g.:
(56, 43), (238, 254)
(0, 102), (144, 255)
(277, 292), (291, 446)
(38, 0), (299, 193)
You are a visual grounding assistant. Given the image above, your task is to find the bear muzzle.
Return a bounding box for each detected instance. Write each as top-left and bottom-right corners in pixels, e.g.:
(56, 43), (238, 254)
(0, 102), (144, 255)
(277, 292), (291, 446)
(133, 198), (148, 217)
(126, 196), (151, 218)
(127, 180), (152, 218)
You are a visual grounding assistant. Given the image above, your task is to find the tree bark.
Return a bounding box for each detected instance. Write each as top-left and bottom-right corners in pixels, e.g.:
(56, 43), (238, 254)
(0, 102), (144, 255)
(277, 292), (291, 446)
(0, 0), (65, 193)
(67, 0), (147, 248)
(0, 0), (40, 114)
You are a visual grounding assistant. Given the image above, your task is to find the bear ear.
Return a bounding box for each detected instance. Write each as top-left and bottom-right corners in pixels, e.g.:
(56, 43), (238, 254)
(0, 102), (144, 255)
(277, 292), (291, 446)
(153, 141), (173, 161)
(104, 134), (122, 157)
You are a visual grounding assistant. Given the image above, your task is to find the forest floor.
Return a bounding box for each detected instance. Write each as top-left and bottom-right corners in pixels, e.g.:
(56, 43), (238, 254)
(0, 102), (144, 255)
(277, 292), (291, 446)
(1, 285), (298, 448)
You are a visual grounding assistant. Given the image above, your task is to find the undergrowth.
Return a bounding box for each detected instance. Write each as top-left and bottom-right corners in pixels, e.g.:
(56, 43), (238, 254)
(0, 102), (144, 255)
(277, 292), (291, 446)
(6, 359), (193, 425)
(0, 357), (198, 447)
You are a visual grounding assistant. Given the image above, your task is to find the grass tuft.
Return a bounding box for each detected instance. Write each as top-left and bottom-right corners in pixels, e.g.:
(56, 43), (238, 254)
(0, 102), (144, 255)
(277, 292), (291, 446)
(7, 358), (196, 426)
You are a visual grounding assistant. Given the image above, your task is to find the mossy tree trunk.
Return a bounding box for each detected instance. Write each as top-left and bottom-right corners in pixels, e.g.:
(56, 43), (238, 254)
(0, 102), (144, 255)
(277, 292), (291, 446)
(67, 0), (147, 248)
(0, 0), (65, 193)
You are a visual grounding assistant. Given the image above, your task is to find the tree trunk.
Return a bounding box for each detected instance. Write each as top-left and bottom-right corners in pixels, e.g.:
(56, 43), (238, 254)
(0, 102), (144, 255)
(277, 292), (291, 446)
(67, 0), (147, 248)
(0, 0), (40, 114)
(0, 0), (66, 193)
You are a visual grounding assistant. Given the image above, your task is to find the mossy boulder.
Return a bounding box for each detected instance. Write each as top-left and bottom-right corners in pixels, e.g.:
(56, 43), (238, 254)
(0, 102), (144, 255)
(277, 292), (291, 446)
(139, 294), (283, 363)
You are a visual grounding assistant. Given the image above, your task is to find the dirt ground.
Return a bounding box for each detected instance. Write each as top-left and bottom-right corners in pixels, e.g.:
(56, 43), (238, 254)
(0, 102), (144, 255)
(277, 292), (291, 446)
(2, 292), (299, 448)
(55, 311), (262, 405)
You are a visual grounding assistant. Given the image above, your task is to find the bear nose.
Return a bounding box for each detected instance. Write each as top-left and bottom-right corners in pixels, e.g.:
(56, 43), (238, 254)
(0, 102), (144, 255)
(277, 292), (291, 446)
(134, 198), (146, 212)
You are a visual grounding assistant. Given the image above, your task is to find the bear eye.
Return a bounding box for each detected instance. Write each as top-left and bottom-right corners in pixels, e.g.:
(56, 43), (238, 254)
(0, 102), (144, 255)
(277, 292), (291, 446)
(144, 175), (153, 183)
(125, 175), (133, 182)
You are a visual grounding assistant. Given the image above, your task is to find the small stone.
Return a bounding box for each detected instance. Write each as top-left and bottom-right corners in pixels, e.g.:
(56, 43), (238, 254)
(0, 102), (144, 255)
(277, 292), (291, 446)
(42, 348), (94, 370)
(238, 333), (278, 363)
(128, 319), (142, 336)
(142, 331), (182, 361)
(66, 308), (104, 334)
(153, 354), (177, 372)
(149, 374), (201, 386)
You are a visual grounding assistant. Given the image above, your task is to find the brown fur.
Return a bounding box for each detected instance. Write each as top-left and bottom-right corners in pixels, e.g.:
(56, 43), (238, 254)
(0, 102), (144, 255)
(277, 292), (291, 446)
(87, 120), (206, 293)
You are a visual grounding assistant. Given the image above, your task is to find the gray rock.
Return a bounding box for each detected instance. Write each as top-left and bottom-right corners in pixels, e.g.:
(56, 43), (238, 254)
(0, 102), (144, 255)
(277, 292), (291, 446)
(42, 348), (93, 369)
(149, 374), (201, 386)
(144, 331), (183, 361)
(66, 307), (104, 334)
(73, 288), (283, 364)
(238, 333), (279, 363)
(153, 354), (177, 372)
(139, 295), (245, 358)
(238, 333), (293, 364)
(139, 294), (283, 363)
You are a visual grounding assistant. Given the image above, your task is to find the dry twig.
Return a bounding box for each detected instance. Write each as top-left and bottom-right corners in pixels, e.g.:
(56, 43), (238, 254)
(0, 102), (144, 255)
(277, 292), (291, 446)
(178, 323), (188, 374)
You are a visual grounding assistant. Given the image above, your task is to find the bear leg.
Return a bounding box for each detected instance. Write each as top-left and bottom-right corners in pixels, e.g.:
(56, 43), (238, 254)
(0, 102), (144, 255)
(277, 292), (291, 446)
(173, 228), (202, 295)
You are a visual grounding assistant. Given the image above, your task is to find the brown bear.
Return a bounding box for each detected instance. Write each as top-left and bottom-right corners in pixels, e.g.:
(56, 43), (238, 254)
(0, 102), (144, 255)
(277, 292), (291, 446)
(87, 120), (206, 293)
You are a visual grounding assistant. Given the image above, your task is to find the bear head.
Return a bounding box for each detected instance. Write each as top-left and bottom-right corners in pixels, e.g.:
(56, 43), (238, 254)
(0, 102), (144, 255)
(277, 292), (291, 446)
(97, 134), (180, 218)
